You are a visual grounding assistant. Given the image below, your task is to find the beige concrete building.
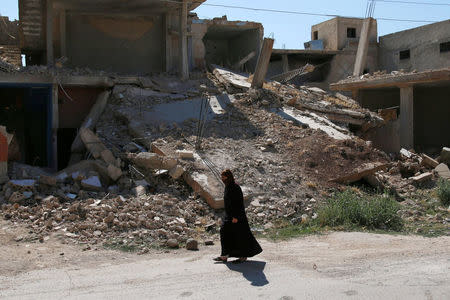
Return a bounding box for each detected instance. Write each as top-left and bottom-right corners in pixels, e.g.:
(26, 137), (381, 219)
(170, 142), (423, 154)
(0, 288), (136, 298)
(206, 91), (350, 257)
(379, 19), (450, 72)
(311, 17), (378, 51)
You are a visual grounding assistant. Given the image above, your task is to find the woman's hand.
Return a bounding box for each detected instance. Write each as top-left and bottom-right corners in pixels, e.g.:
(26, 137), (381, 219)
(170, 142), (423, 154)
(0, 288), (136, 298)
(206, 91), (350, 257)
(232, 218), (238, 223)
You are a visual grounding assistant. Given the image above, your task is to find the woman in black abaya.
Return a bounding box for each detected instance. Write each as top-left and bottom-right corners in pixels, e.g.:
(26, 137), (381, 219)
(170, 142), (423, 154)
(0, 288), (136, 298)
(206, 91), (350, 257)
(214, 169), (262, 263)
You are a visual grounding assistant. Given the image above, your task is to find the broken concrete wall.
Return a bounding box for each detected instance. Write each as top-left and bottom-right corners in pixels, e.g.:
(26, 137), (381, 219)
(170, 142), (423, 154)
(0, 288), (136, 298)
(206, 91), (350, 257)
(325, 46), (378, 85)
(190, 20), (208, 70)
(65, 14), (164, 74)
(191, 17), (263, 72)
(364, 120), (400, 153)
(379, 19), (450, 72)
(228, 28), (262, 72)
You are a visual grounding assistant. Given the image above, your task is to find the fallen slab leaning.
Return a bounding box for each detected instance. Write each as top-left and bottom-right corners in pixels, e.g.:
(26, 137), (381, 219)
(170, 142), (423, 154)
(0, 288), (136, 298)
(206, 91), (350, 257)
(331, 162), (391, 184)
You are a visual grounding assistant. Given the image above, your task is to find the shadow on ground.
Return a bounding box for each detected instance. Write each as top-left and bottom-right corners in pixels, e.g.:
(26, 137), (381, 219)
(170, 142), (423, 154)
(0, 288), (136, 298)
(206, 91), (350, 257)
(226, 260), (269, 286)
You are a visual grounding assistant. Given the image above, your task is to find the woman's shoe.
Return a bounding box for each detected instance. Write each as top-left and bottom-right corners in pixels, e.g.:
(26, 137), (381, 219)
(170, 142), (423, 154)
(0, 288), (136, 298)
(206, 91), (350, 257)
(232, 257), (247, 264)
(213, 256), (228, 262)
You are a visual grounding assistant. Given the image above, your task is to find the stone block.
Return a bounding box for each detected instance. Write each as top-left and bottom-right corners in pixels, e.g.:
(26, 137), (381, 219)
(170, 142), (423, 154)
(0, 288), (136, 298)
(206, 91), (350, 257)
(421, 154), (439, 169)
(440, 147), (450, 165)
(186, 239), (198, 251)
(8, 191), (25, 204)
(176, 150), (194, 160)
(107, 164), (122, 181)
(132, 185), (147, 197)
(39, 175), (57, 187)
(81, 176), (102, 191)
(101, 149), (117, 166)
(169, 165), (185, 179)
(435, 163), (450, 180)
(411, 172), (432, 184)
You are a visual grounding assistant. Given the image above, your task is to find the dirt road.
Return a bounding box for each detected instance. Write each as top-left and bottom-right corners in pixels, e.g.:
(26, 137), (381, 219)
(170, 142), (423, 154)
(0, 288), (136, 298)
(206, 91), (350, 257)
(1, 224), (449, 299)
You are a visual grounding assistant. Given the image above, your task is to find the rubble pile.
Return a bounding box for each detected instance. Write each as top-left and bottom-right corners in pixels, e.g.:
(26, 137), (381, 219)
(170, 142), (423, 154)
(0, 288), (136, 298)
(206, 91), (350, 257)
(1, 165), (218, 250)
(2, 65), (449, 248)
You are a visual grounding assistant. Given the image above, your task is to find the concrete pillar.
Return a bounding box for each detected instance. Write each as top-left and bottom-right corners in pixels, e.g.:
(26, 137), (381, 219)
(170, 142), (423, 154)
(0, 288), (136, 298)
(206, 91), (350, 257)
(46, 0), (54, 66)
(179, 0), (189, 80)
(352, 90), (360, 103)
(0, 130), (8, 184)
(400, 86), (414, 149)
(282, 54), (289, 73)
(60, 9), (66, 57)
(163, 13), (169, 72)
(51, 84), (59, 170)
(353, 18), (372, 76)
(251, 38), (275, 89)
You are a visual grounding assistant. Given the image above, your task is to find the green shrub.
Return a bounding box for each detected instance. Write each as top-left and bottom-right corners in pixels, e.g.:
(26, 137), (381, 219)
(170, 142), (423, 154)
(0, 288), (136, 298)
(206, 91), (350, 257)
(318, 190), (403, 231)
(437, 178), (450, 206)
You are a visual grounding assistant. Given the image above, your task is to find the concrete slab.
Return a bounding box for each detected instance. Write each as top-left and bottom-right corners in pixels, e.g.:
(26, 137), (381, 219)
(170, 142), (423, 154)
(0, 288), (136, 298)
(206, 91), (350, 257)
(331, 163), (391, 184)
(275, 107), (352, 140)
(152, 143), (224, 209)
(212, 65), (251, 91)
(141, 94), (234, 125)
(440, 147), (450, 165)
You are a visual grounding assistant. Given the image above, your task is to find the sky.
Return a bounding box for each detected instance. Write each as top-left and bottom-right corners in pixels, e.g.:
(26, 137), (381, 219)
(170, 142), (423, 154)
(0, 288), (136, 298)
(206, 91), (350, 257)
(1, 0), (449, 49)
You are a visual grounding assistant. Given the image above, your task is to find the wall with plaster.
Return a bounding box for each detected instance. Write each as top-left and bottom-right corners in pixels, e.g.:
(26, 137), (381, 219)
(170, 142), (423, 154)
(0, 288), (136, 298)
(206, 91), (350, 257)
(66, 14), (164, 74)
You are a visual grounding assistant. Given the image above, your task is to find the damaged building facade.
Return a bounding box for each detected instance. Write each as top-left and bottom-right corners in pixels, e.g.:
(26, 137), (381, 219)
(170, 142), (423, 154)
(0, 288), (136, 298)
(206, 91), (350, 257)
(19, 0), (263, 75)
(0, 0), (264, 172)
(268, 17), (450, 154)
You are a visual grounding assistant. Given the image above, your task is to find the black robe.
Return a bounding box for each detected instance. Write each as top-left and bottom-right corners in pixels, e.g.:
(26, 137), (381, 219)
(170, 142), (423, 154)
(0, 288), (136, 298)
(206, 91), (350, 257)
(220, 182), (262, 258)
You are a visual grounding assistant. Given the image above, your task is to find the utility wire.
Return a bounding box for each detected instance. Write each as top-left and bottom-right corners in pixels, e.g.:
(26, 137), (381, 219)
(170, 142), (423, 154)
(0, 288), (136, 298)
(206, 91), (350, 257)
(375, 0), (450, 6)
(190, 2), (439, 23)
(160, 0), (442, 22)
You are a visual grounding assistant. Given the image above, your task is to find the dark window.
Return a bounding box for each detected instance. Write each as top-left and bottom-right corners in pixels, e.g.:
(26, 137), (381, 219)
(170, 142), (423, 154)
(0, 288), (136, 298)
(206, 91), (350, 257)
(347, 27), (356, 38)
(313, 31), (318, 40)
(440, 41), (450, 53)
(399, 49), (410, 60)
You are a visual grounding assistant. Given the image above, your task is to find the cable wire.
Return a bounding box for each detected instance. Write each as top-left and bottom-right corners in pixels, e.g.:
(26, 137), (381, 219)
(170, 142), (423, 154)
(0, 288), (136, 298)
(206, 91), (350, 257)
(191, 2), (440, 23)
(375, 0), (450, 6)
